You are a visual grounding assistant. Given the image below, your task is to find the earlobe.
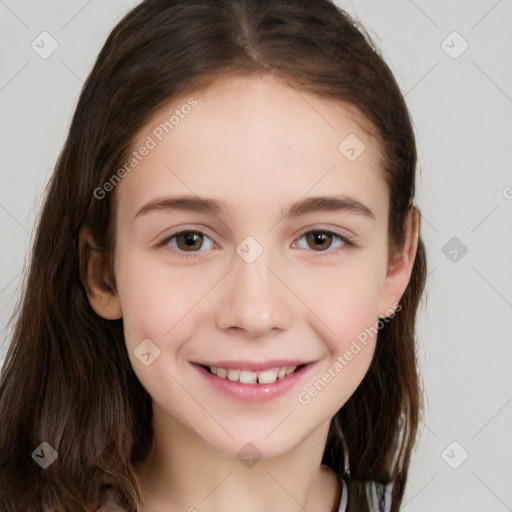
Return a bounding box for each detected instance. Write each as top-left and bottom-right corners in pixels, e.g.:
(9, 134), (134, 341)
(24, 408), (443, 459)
(79, 227), (122, 320)
(378, 206), (419, 317)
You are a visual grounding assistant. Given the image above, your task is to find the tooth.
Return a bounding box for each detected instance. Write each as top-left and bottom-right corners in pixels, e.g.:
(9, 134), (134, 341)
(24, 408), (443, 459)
(209, 365), (299, 383)
(227, 369), (240, 381)
(239, 370), (258, 384)
(257, 369), (278, 384)
(216, 367), (227, 378)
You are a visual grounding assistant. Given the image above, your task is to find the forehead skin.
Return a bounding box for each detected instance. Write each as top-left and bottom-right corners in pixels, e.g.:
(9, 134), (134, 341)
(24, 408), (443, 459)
(116, 73), (388, 250)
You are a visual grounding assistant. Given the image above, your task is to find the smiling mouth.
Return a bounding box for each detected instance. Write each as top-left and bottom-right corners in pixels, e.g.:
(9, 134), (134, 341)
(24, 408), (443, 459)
(199, 364), (308, 384)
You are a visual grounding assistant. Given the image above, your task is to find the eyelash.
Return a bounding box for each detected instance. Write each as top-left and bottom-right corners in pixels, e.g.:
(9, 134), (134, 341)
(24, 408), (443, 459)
(159, 228), (357, 260)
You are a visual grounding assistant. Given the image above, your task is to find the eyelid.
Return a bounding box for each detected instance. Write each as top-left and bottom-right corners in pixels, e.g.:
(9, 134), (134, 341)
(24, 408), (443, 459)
(295, 225), (356, 242)
(159, 228), (217, 256)
(158, 225), (218, 244)
(292, 227), (357, 257)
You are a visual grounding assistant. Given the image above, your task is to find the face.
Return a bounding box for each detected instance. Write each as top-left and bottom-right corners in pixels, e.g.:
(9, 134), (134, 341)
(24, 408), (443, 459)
(102, 74), (405, 458)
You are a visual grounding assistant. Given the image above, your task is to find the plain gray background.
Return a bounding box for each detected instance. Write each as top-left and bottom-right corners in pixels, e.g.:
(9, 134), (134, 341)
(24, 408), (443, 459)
(1, 1), (511, 510)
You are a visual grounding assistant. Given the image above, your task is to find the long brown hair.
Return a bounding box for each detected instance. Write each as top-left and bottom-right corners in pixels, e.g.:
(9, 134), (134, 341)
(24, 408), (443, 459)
(0, 1), (427, 510)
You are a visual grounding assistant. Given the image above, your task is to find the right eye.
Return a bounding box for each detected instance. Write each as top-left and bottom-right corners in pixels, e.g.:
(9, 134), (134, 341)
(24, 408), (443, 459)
(161, 230), (215, 258)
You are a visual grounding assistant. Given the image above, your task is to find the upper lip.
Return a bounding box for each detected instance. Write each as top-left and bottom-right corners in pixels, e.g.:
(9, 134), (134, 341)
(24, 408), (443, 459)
(192, 360), (313, 371)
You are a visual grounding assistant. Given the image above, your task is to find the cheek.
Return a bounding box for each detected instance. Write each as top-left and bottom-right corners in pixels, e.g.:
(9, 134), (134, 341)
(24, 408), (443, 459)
(114, 251), (204, 408)
(114, 249), (198, 348)
(290, 256), (383, 407)
(296, 282), (380, 415)
(293, 255), (385, 346)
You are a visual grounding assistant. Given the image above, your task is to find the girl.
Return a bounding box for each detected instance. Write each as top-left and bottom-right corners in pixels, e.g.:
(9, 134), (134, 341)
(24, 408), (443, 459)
(0, 1), (427, 511)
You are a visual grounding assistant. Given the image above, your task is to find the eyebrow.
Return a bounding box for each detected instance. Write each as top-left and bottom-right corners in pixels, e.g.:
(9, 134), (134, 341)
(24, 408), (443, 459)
(134, 193), (376, 221)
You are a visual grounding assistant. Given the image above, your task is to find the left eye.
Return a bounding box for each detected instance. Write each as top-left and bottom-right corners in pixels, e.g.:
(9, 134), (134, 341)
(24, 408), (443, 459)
(293, 230), (352, 252)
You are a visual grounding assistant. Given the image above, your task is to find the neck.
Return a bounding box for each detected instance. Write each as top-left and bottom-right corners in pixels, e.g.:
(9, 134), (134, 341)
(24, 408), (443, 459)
(135, 402), (339, 512)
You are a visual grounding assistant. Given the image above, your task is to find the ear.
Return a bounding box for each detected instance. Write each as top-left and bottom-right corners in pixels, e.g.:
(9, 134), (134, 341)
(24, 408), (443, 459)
(79, 227), (122, 320)
(377, 206), (419, 317)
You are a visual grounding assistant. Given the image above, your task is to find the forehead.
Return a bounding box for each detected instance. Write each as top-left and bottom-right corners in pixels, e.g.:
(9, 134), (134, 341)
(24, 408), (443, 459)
(116, 74), (387, 223)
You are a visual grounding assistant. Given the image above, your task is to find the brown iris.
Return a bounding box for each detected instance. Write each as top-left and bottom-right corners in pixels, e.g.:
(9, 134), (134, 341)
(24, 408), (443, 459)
(176, 231), (204, 251)
(305, 231), (333, 251)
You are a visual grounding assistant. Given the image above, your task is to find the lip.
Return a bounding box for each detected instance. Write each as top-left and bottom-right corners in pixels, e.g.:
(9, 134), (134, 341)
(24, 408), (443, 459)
(191, 361), (317, 402)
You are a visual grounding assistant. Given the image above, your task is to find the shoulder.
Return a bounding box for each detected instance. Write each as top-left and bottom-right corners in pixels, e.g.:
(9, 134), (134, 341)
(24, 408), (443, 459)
(96, 485), (131, 512)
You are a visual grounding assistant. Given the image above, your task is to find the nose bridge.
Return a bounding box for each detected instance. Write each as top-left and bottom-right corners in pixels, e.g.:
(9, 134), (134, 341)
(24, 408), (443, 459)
(214, 236), (294, 336)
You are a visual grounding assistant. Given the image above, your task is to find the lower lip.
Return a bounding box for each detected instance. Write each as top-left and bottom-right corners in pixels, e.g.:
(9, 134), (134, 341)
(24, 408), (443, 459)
(191, 363), (315, 402)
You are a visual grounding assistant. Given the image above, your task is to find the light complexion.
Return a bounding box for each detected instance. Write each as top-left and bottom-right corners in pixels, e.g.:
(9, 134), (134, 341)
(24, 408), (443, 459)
(85, 74), (418, 512)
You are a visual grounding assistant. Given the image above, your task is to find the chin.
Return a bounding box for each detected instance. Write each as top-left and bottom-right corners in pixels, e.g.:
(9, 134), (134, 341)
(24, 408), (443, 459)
(198, 422), (310, 462)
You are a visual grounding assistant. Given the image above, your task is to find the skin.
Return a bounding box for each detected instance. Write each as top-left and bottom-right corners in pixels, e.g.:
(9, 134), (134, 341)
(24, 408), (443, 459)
(84, 74), (418, 512)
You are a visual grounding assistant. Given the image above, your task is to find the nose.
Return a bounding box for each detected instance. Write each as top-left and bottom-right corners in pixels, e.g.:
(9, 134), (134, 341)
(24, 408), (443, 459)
(214, 247), (294, 337)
